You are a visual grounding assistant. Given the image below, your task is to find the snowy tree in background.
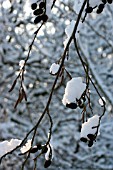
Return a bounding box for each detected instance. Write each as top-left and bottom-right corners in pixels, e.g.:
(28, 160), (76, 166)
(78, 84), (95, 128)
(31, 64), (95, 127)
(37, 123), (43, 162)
(0, 0), (113, 169)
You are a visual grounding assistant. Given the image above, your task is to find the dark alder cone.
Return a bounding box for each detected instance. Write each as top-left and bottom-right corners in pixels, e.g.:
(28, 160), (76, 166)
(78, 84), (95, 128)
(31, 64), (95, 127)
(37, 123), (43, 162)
(37, 143), (42, 150)
(33, 8), (43, 16)
(30, 143), (42, 153)
(107, 0), (112, 3)
(80, 137), (87, 143)
(41, 14), (48, 22)
(85, 7), (93, 13)
(79, 103), (84, 109)
(96, 3), (105, 14)
(44, 160), (51, 168)
(102, 0), (107, 4)
(42, 146), (48, 154)
(87, 134), (96, 141)
(88, 140), (93, 147)
(66, 103), (77, 109)
(99, 3), (105, 9)
(39, 2), (46, 8)
(77, 99), (82, 105)
(34, 16), (42, 24)
(96, 7), (103, 14)
(30, 146), (39, 153)
(31, 3), (37, 10)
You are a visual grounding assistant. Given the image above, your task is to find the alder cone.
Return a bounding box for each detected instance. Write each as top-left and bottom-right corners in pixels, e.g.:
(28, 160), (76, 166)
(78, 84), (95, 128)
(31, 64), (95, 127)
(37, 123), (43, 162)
(34, 16), (42, 24)
(107, 0), (112, 3)
(66, 103), (77, 109)
(80, 137), (87, 143)
(39, 2), (46, 9)
(42, 146), (48, 154)
(41, 14), (48, 22)
(44, 160), (51, 168)
(87, 134), (95, 141)
(102, 0), (107, 3)
(33, 8), (43, 16)
(99, 3), (105, 9)
(88, 140), (93, 147)
(97, 8), (103, 14)
(31, 3), (37, 10)
(30, 147), (39, 153)
(85, 7), (93, 13)
(37, 143), (42, 150)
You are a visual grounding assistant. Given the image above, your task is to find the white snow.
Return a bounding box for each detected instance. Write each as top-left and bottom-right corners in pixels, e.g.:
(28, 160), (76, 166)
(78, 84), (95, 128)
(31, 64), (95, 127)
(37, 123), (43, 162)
(19, 60), (25, 69)
(50, 63), (60, 75)
(62, 77), (86, 105)
(89, 0), (101, 7)
(81, 115), (100, 139)
(64, 20), (82, 48)
(2, 0), (11, 9)
(46, 0), (53, 17)
(65, 20), (82, 39)
(65, 20), (75, 39)
(63, 38), (69, 49)
(99, 97), (106, 106)
(28, 0), (37, 5)
(74, 0), (84, 15)
(45, 143), (54, 161)
(0, 139), (22, 157)
(20, 139), (32, 153)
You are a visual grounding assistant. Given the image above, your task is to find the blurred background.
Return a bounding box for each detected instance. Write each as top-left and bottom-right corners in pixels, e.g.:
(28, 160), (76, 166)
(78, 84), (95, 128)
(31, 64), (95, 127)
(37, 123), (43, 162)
(0, 0), (113, 169)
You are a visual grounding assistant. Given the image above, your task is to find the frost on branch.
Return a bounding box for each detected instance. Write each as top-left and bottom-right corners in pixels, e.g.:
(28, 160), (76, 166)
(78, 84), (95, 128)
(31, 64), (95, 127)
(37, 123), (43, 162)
(80, 115), (100, 147)
(64, 20), (82, 48)
(19, 60), (25, 70)
(62, 77), (86, 109)
(74, 0), (84, 14)
(99, 97), (106, 106)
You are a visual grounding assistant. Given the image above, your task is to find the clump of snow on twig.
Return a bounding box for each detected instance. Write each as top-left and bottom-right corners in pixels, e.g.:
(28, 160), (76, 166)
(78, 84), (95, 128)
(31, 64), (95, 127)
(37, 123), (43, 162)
(80, 115), (100, 147)
(19, 60), (25, 69)
(62, 77), (86, 106)
(98, 97), (106, 106)
(45, 143), (54, 161)
(50, 63), (60, 75)
(81, 115), (100, 138)
(64, 20), (82, 48)
(20, 139), (32, 153)
(0, 139), (22, 157)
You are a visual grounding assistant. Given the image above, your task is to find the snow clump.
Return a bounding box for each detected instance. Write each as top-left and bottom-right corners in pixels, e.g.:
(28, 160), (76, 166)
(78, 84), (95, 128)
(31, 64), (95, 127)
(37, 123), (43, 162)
(45, 144), (54, 161)
(0, 139), (22, 157)
(64, 20), (82, 48)
(98, 97), (106, 106)
(44, 143), (54, 168)
(62, 77), (86, 109)
(80, 115), (100, 147)
(20, 139), (32, 153)
(50, 63), (60, 75)
(19, 60), (25, 69)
